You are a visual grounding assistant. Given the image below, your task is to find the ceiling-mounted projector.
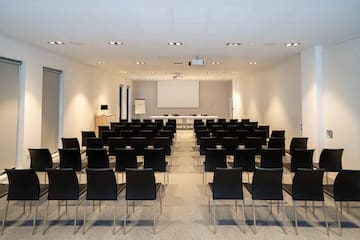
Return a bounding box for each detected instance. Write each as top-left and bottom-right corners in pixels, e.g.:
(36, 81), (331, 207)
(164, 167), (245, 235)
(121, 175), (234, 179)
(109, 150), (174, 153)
(188, 58), (206, 66)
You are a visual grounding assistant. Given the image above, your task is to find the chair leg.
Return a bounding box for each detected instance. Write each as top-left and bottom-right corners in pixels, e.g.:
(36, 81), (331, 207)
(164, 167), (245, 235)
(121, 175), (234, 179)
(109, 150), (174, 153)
(335, 201), (342, 236)
(113, 200), (117, 235)
(83, 200), (87, 235)
(294, 201), (298, 235)
(160, 188), (163, 214)
(1, 201), (9, 235)
(282, 200), (286, 234)
(43, 200), (50, 234)
(124, 201), (128, 234)
(252, 200), (256, 234)
(241, 200), (246, 233)
(235, 200), (237, 213)
(74, 200), (79, 234)
(22, 201), (26, 215)
(153, 200), (156, 234)
(213, 200), (216, 233)
(322, 201), (329, 235)
(58, 200), (60, 217)
(32, 201), (39, 235)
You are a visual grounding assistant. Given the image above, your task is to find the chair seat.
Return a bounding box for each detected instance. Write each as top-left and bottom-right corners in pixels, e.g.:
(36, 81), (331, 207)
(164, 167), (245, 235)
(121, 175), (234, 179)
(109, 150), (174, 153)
(208, 183), (243, 200)
(0, 183), (8, 198)
(323, 184), (334, 198)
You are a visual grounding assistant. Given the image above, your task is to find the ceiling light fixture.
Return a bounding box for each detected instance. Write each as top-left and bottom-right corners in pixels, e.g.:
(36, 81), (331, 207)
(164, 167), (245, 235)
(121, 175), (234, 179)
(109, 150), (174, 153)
(168, 42), (183, 46)
(284, 42), (301, 47)
(136, 61), (145, 65)
(211, 62), (220, 65)
(249, 62), (257, 65)
(97, 61), (106, 65)
(232, 71), (239, 74)
(48, 41), (64, 45)
(226, 42), (241, 46)
(108, 41), (123, 45)
(120, 71), (127, 74)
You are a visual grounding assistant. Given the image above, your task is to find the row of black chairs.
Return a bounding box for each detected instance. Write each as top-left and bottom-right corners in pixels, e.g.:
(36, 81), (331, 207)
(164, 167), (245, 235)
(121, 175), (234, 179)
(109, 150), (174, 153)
(208, 167), (360, 235)
(1, 168), (162, 235)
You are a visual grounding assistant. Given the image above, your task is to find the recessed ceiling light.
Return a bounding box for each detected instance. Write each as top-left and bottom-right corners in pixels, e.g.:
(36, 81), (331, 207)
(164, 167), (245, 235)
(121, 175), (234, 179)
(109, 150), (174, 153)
(136, 61), (145, 65)
(48, 41), (64, 45)
(168, 42), (183, 46)
(120, 71), (127, 74)
(97, 61), (106, 65)
(232, 71), (239, 74)
(284, 42), (301, 47)
(211, 62), (220, 65)
(108, 41), (123, 45)
(249, 62), (257, 65)
(226, 42), (241, 46)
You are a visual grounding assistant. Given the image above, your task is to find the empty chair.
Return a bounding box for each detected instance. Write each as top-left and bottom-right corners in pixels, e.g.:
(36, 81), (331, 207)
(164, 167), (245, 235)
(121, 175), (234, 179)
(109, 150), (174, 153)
(131, 119), (141, 124)
(154, 119), (164, 128)
(44, 169), (87, 234)
(233, 148), (256, 182)
(98, 125), (110, 138)
(143, 119), (152, 124)
(83, 168), (125, 234)
(229, 119), (238, 123)
(217, 118), (226, 124)
(115, 148), (138, 182)
(118, 130), (134, 145)
(29, 148), (54, 182)
(59, 148), (83, 172)
(144, 148), (168, 184)
(235, 130), (249, 145)
(271, 130), (285, 138)
(61, 138), (80, 150)
(2, 169), (47, 235)
(221, 137), (239, 156)
(101, 130), (116, 146)
(199, 137), (217, 156)
(86, 148), (109, 168)
(245, 137), (263, 155)
(130, 136), (148, 156)
(208, 168), (245, 233)
(157, 129), (174, 143)
(251, 129), (267, 145)
(287, 137), (308, 156)
(153, 137), (172, 156)
(282, 169), (328, 235)
(204, 148), (227, 184)
(124, 168), (162, 234)
(260, 148), (283, 168)
(139, 129), (155, 145)
(319, 148), (344, 184)
(108, 137), (127, 156)
(244, 168), (285, 234)
(214, 129), (230, 144)
(258, 125), (270, 139)
(86, 137), (103, 149)
(288, 149), (314, 172)
(196, 129), (211, 145)
(81, 131), (96, 147)
(268, 137), (285, 155)
(323, 170), (360, 235)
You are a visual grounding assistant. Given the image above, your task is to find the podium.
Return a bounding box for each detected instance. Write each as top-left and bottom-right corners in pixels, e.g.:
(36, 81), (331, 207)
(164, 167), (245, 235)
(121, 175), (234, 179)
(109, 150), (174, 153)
(95, 115), (110, 136)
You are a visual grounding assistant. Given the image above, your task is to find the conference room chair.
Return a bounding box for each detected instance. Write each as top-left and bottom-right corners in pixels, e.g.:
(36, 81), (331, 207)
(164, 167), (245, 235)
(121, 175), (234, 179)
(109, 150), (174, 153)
(2, 169), (48, 235)
(139, 129), (155, 146)
(158, 129), (174, 144)
(144, 148), (168, 184)
(61, 137), (81, 150)
(214, 129), (230, 145)
(285, 149), (314, 172)
(282, 169), (328, 235)
(129, 124), (142, 136)
(131, 119), (141, 124)
(250, 129), (267, 145)
(206, 119), (215, 127)
(109, 122), (121, 130)
(118, 129), (134, 145)
(226, 125), (240, 136)
(194, 125), (207, 134)
(85, 137), (103, 149)
(29, 148), (54, 183)
(217, 118), (226, 124)
(101, 130), (116, 146)
(260, 148), (283, 168)
(244, 168), (285, 234)
(154, 119), (164, 128)
(194, 119), (204, 128)
(235, 130), (249, 145)
(318, 148), (344, 184)
(44, 169), (87, 234)
(108, 137), (127, 156)
(258, 125), (270, 139)
(153, 137), (172, 156)
(81, 131), (96, 147)
(144, 124), (159, 135)
(58, 148), (83, 172)
(112, 124), (127, 133)
(241, 118), (250, 124)
(208, 168), (245, 233)
(83, 168), (125, 235)
(270, 130), (285, 138)
(86, 148), (109, 169)
(199, 137), (217, 156)
(221, 137), (239, 156)
(115, 148), (138, 183)
(130, 136), (148, 156)
(268, 137), (285, 155)
(323, 170), (360, 235)
(233, 148), (256, 182)
(242, 124), (257, 134)
(124, 168), (162, 234)
(195, 129), (211, 145)
(143, 119), (152, 124)
(203, 148), (227, 184)
(98, 125), (110, 138)
(287, 137), (308, 156)
(229, 119), (238, 123)
(245, 137), (263, 155)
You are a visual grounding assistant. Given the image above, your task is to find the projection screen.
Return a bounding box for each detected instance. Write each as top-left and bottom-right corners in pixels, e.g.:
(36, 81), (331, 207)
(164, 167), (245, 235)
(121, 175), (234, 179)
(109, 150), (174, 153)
(157, 80), (199, 108)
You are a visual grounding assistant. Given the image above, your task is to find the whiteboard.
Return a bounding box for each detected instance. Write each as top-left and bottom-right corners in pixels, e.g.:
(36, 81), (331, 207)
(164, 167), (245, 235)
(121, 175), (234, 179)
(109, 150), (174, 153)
(134, 99), (146, 114)
(157, 80), (199, 108)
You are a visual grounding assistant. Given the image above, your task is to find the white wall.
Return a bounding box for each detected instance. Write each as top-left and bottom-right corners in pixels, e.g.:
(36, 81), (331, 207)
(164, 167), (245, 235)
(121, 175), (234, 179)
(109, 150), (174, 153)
(0, 34), (130, 168)
(239, 55), (302, 148)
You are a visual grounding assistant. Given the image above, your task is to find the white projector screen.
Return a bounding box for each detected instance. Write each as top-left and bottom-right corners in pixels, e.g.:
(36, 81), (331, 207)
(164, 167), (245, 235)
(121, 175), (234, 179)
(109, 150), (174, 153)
(157, 80), (199, 108)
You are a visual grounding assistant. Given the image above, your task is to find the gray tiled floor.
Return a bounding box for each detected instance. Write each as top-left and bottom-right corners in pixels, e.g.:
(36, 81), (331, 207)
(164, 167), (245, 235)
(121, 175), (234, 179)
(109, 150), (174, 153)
(1, 130), (359, 239)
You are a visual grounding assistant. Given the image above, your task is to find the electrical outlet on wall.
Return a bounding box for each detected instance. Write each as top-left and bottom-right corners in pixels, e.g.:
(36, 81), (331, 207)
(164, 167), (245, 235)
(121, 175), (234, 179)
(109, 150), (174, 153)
(326, 129), (333, 138)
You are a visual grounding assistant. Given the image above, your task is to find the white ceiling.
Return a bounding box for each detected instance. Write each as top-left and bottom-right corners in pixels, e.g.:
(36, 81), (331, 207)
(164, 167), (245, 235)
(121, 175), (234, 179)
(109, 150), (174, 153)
(1, 0), (360, 80)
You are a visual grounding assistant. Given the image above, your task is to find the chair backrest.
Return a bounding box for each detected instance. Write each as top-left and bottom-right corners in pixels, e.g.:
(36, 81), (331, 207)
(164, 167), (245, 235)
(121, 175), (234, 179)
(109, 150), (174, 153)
(6, 169), (40, 200)
(204, 148), (227, 172)
(115, 148), (138, 172)
(289, 137), (308, 155)
(98, 125), (110, 138)
(108, 137), (127, 156)
(292, 168), (325, 201)
(61, 138), (80, 149)
(233, 148), (256, 171)
(58, 148), (82, 171)
(86, 168), (117, 200)
(267, 137), (285, 154)
(130, 136), (148, 156)
(334, 170), (360, 201)
(290, 149), (314, 172)
(319, 148), (344, 172)
(260, 148), (283, 168)
(153, 137), (171, 155)
(250, 130), (267, 145)
(29, 148), (53, 171)
(199, 137), (217, 155)
(81, 131), (96, 146)
(86, 137), (103, 149)
(252, 168), (283, 200)
(221, 137), (239, 155)
(119, 130), (134, 145)
(235, 130), (249, 145)
(271, 130), (285, 138)
(86, 148), (109, 168)
(245, 137), (263, 155)
(143, 148), (166, 172)
(212, 168), (243, 199)
(101, 130), (116, 146)
(125, 168), (156, 200)
(258, 125), (270, 139)
(47, 168), (80, 200)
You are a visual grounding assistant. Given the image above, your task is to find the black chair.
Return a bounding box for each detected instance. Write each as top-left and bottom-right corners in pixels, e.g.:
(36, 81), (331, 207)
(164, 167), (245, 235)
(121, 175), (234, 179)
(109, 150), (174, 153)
(101, 130), (116, 146)
(154, 119), (164, 128)
(271, 130), (285, 138)
(83, 168), (125, 234)
(118, 130), (134, 145)
(98, 125), (110, 138)
(204, 148), (227, 184)
(258, 125), (270, 139)
(2, 169), (47, 235)
(124, 168), (162, 234)
(287, 137), (308, 156)
(86, 148), (109, 168)
(153, 137), (172, 156)
(268, 137), (285, 155)
(59, 148), (83, 172)
(44, 169), (87, 234)
(318, 149), (344, 184)
(251, 130), (267, 145)
(144, 148), (168, 184)
(86, 137), (103, 149)
(29, 148), (54, 183)
(199, 137), (217, 156)
(244, 168), (285, 234)
(115, 148), (138, 182)
(323, 170), (360, 235)
(61, 138), (80, 150)
(139, 129), (155, 146)
(233, 148), (256, 182)
(282, 169), (328, 235)
(245, 137), (263, 155)
(208, 168), (245, 233)
(108, 137), (127, 156)
(288, 149), (314, 172)
(235, 130), (249, 145)
(196, 130), (211, 145)
(130, 137), (148, 156)
(158, 129), (174, 144)
(81, 131), (96, 147)
(260, 148), (283, 168)
(221, 137), (239, 156)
